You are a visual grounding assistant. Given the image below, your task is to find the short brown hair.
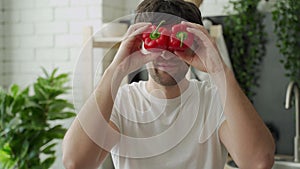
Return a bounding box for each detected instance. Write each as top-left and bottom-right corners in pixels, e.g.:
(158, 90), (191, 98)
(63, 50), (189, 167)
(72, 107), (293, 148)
(135, 0), (203, 26)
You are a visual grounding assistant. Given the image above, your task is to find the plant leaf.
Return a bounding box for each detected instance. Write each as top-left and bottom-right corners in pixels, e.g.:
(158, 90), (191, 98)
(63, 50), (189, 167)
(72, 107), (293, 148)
(41, 157), (56, 169)
(41, 143), (57, 155)
(48, 111), (76, 120)
(9, 84), (19, 98)
(41, 67), (50, 78)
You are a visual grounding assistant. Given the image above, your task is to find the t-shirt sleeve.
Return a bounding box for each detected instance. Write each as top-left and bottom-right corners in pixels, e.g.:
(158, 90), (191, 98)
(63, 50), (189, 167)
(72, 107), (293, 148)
(198, 81), (225, 143)
(217, 111), (226, 129)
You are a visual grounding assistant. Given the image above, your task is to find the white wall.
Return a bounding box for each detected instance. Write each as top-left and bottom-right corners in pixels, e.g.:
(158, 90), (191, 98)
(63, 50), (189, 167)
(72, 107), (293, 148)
(103, 0), (126, 22)
(0, 0), (4, 86)
(2, 0), (103, 90)
(200, 0), (234, 17)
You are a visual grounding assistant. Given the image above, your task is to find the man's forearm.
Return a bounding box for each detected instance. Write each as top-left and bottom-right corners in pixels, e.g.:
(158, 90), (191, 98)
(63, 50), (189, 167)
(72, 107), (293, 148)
(94, 64), (126, 122)
(216, 66), (275, 168)
(62, 64), (124, 168)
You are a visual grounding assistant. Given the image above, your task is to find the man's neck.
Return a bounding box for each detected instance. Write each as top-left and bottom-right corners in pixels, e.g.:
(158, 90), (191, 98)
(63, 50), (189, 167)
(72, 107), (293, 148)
(146, 77), (189, 99)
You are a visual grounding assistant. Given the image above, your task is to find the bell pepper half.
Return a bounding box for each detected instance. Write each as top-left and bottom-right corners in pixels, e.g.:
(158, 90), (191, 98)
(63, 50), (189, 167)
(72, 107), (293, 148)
(142, 20), (170, 51)
(168, 24), (194, 52)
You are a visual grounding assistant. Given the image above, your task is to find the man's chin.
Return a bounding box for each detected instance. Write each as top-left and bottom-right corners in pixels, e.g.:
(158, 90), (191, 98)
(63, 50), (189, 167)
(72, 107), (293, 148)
(152, 71), (185, 86)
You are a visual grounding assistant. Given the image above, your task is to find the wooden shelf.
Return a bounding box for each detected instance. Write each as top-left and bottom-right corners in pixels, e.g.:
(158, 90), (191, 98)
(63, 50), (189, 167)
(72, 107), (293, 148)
(93, 37), (122, 48)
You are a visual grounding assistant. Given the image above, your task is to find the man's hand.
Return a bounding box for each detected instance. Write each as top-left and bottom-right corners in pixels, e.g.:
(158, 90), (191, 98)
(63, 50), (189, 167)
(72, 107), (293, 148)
(110, 22), (162, 76)
(174, 21), (226, 74)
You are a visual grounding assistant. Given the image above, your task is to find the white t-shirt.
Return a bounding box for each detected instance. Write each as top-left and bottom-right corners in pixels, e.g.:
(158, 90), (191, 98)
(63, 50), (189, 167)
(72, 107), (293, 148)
(110, 80), (227, 169)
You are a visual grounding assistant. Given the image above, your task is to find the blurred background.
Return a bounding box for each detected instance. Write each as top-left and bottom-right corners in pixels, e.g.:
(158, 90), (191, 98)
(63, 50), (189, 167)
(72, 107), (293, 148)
(0, 0), (299, 169)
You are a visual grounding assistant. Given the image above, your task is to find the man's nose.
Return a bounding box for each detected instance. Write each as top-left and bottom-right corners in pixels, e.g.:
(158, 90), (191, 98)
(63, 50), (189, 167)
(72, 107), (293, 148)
(160, 50), (174, 60)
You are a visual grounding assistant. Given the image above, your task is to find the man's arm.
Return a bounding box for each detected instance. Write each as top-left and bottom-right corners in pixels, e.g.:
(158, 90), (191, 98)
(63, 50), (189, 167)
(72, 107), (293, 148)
(177, 21), (275, 169)
(62, 119), (119, 169)
(62, 65), (123, 169)
(62, 22), (160, 169)
(218, 67), (275, 169)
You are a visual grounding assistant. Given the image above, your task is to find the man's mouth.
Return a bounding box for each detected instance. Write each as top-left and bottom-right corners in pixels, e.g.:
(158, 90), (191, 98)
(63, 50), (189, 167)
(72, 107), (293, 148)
(155, 63), (178, 71)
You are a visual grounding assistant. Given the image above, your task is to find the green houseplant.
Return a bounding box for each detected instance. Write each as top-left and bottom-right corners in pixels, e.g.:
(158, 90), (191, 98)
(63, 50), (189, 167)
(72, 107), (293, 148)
(224, 0), (267, 101)
(272, 0), (300, 84)
(0, 68), (76, 169)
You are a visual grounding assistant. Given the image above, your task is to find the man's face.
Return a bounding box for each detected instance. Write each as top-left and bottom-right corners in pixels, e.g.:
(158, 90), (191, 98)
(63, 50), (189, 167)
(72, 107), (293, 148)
(147, 50), (189, 86)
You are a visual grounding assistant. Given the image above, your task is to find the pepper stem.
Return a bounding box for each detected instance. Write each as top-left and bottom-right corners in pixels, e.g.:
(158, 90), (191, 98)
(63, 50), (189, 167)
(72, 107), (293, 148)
(150, 20), (166, 40)
(176, 31), (188, 47)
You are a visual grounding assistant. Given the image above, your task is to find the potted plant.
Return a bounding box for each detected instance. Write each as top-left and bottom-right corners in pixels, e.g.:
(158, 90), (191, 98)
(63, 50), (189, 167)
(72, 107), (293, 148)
(0, 68), (76, 169)
(272, 0), (300, 84)
(224, 0), (267, 101)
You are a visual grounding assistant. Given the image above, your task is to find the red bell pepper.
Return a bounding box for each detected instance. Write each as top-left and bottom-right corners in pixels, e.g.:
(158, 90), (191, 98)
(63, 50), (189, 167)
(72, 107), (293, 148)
(169, 24), (194, 52)
(142, 20), (170, 51)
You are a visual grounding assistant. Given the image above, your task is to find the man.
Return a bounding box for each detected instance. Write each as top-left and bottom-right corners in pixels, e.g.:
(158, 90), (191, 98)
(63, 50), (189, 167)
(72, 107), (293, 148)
(62, 0), (275, 168)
